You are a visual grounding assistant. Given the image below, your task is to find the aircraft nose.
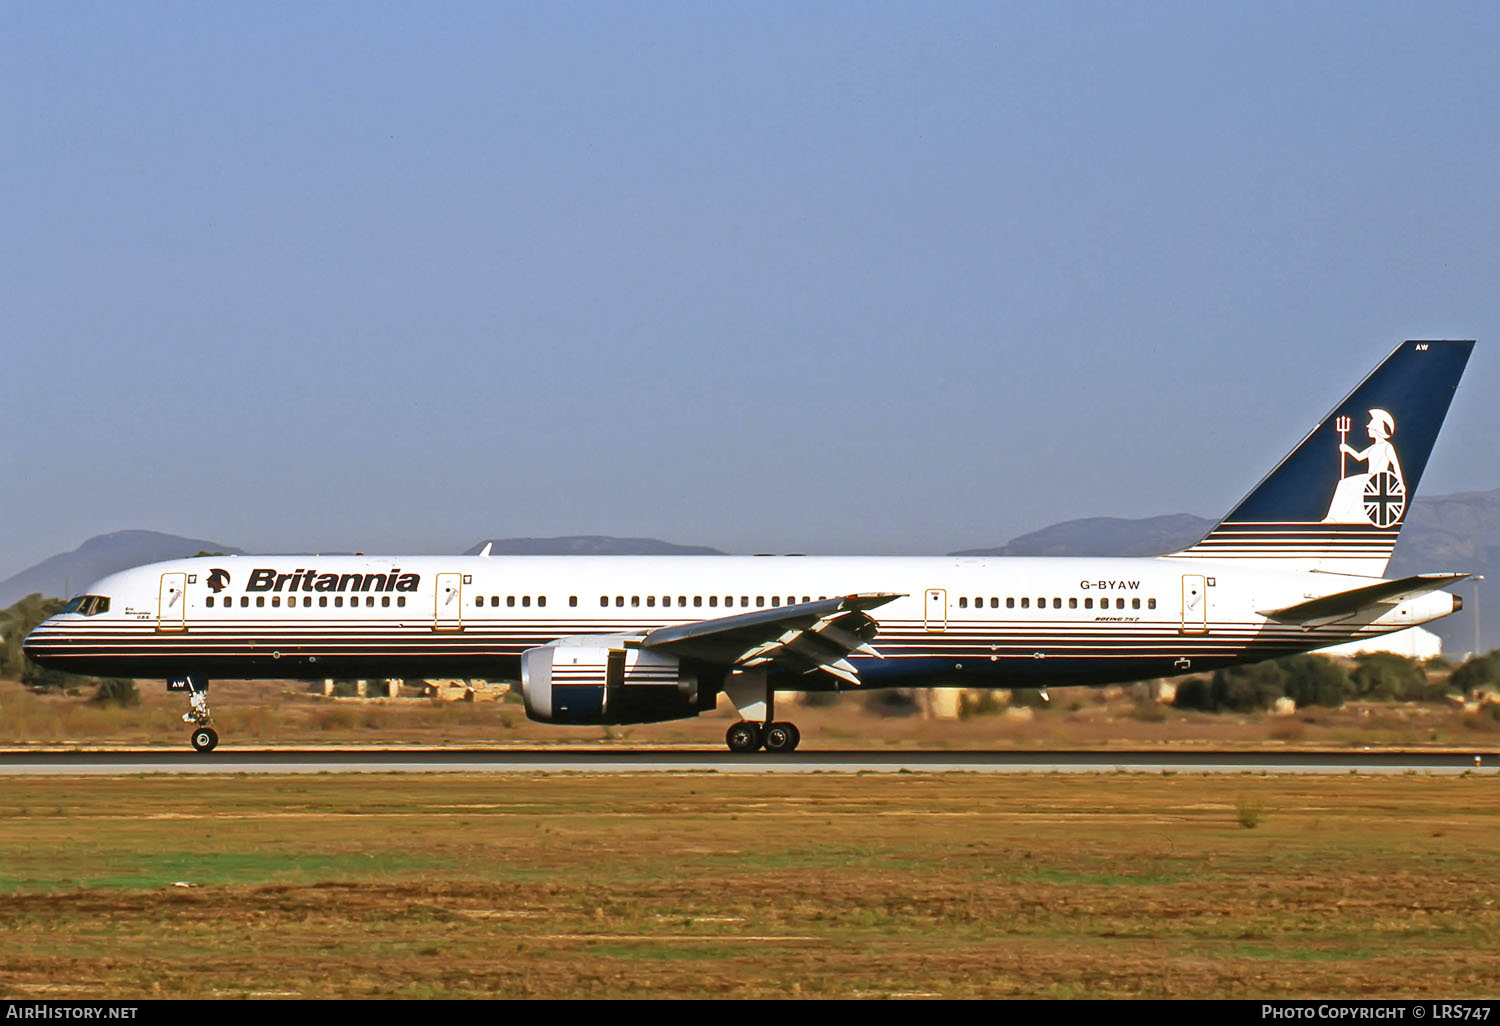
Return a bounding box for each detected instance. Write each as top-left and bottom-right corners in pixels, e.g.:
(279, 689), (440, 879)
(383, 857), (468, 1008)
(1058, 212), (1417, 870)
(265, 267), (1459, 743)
(21, 620), (55, 664)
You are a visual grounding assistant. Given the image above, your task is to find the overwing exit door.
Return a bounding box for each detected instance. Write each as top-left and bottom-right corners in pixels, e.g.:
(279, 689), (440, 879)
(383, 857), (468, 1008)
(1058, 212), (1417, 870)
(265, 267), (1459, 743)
(1180, 575), (1208, 634)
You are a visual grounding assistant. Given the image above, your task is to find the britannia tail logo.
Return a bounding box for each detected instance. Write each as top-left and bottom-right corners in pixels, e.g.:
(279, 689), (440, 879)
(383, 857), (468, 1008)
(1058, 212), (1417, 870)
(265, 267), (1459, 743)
(1322, 408), (1405, 527)
(206, 568), (231, 593)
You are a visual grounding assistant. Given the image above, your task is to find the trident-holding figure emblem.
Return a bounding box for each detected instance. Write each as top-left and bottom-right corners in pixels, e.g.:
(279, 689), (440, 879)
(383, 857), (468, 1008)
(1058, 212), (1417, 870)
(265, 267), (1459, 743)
(1322, 409), (1405, 527)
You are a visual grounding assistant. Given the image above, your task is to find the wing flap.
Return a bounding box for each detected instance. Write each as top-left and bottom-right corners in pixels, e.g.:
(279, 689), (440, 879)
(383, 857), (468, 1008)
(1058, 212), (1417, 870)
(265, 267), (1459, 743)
(643, 593), (902, 684)
(1258, 572), (1469, 624)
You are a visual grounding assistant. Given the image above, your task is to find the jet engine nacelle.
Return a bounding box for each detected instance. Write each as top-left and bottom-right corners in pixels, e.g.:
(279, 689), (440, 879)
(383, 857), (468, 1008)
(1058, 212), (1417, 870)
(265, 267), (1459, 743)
(520, 634), (715, 725)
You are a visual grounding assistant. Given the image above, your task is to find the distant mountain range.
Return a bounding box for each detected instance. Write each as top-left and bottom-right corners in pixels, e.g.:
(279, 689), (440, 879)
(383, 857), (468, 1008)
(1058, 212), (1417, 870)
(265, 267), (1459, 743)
(949, 514), (1213, 558)
(5, 490), (1496, 653)
(0, 532), (725, 608)
(947, 489), (1500, 655)
(0, 531), (248, 608)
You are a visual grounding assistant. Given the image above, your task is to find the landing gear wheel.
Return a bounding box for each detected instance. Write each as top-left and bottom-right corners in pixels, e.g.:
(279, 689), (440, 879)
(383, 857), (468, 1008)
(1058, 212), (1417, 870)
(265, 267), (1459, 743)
(784, 722), (801, 752)
(190, 727), (219, 753)
(763, 722), (796, 753)
(726, 721), (763, 753)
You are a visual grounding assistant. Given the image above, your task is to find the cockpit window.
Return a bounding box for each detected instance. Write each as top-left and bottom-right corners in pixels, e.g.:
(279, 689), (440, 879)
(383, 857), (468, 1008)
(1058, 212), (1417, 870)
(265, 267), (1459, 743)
(61, 595), (110, 616)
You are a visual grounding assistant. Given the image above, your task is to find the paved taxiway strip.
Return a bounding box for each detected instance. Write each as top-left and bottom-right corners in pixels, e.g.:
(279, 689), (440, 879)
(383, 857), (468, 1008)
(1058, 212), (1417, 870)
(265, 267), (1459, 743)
(0, 748), (1493, 775)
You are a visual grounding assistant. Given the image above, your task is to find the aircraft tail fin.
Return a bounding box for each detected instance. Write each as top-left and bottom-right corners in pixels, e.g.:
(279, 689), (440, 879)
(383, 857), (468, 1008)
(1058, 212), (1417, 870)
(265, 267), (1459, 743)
(1169, 340), (1473, 576)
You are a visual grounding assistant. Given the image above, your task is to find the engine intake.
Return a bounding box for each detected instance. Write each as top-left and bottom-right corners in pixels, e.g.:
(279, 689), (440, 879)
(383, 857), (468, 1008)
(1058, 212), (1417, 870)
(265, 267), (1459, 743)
(520, 635), (716, 725)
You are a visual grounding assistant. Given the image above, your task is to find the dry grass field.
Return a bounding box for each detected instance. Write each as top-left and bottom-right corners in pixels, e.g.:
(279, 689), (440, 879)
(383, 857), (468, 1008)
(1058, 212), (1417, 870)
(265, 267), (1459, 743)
(1, 772), (1497, 999)
(3, 675), (1499, 751)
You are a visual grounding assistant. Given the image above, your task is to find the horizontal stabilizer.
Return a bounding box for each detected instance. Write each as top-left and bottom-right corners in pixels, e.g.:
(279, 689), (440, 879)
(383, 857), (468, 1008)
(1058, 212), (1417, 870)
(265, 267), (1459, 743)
(1258, 572), (1469, 624)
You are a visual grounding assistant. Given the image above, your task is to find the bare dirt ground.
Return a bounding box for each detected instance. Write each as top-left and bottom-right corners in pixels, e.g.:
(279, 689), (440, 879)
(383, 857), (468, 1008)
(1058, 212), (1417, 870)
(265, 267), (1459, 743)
(0, 774), (1495, 999)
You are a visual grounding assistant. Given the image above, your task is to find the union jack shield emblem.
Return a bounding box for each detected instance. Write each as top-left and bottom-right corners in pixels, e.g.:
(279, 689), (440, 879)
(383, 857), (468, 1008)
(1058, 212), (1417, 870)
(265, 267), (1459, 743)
(1362, 471), (1405, 528)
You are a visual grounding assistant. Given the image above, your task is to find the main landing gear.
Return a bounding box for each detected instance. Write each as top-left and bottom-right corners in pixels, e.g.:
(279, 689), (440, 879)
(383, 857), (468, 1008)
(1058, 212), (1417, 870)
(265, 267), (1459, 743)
(722, 669), (801, 753)
(170, 675), (218, 752)
(726, 719), (801, 753)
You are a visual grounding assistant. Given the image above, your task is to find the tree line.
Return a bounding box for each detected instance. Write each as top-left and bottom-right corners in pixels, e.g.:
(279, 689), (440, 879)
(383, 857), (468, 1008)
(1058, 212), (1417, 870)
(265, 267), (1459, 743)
(1173, 649), (1500, 713)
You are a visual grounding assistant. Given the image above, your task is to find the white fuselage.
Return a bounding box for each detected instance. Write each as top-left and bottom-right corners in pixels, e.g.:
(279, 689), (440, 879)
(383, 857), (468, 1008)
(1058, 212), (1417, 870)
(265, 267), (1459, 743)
(23, 553), (1458, 689)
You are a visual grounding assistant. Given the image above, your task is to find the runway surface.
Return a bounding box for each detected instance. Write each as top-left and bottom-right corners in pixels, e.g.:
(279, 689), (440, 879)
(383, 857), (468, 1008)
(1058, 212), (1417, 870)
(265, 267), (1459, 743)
(0, 747), (1493, 775)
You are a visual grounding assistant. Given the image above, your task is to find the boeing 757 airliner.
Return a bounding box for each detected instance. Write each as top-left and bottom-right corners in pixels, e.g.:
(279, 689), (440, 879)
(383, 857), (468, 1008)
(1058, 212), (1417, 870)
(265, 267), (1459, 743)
(24, 340), (1474, 752)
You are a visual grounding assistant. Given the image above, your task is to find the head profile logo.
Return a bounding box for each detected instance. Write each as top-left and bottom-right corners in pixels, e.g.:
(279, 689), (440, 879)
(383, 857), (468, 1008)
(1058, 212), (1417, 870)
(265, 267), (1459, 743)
(206, 569), (231, 593)
(1321, 407), (1405, 527)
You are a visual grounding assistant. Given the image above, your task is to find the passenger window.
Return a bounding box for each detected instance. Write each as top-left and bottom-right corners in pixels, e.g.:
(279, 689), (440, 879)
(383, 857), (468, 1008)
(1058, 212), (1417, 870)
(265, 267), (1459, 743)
(694, 596), (702, 607)
(366, 597), (374, 607)
(678, 596), (687, 607)
(616, 596), (624, 607)
(1116, 598), (1125, 609)
(206, 596), (214, 607)
(991, 598), (999, 608)
(319, 596), (328, 607)
(538, 596), (546, 607)
(1069, 597), (1077, 609)
(741, 597), (749, 607)
(382, 596), (391, 607)
(958, 597), (968, 609)
(397, 596), (405, 608)
(709, 596), (718, 607)
(335, 596), (343, 607)
(1021, 598), (1029, 609)
(272, 597), (280, 608)
(569, 596), (578, 607)
(522, 596), (531, 607)
(1148, 598), (1156, 609)
(1052, 598), (1061, 609)
(600, 596), (608, 607)
(1006, 597), (1014, 609)
(305, 597), (313, 607)
(647, 595), (656, 607)
(1132, 598), (1141, 609)
(241, 597), (249, 608)
(772, 596), (781, 607)
(631, 596), (640, 607)
(257, 596), (265, 608)
(507, 596), (516, 607)
(756, 596), (764, 608)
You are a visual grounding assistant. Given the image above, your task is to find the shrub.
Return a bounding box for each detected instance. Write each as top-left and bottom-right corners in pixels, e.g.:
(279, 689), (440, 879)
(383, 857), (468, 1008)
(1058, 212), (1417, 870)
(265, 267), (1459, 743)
(1172, 677), (1214, 711)
(1350, 652), (1428, 701)
(1450, 651), (1500, 695)
(1280, 654), (1350, 708)
(864, 689), (921, 717)
(1211, 661), (1286, 712)
(91, 678), (139, 707)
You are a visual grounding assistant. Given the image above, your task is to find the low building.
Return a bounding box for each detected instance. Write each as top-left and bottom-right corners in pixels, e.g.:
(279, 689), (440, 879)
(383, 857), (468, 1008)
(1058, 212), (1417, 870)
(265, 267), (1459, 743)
(1316, 626), (1442, 660)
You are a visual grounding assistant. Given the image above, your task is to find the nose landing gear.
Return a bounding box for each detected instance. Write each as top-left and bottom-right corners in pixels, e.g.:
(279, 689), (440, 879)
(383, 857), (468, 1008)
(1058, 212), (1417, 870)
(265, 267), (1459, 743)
(170, 676), (218, 752)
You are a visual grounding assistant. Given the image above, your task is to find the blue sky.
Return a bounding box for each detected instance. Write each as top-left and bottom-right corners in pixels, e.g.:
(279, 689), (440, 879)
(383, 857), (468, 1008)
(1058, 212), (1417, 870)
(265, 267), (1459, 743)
(3, 2), (1498, 578)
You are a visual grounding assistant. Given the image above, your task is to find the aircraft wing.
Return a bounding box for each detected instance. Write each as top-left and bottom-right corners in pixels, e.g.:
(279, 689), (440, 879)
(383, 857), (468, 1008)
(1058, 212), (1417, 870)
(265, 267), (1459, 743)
(1257, 572), (1469, 624)
(641, 593), (903, 685)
